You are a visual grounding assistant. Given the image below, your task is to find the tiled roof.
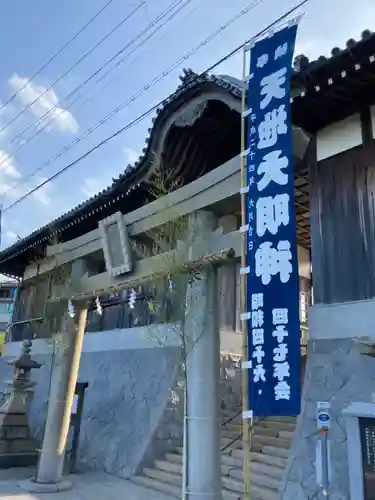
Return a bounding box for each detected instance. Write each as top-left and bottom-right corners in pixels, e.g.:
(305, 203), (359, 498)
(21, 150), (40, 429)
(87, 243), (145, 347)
(292, 29), (374, 74)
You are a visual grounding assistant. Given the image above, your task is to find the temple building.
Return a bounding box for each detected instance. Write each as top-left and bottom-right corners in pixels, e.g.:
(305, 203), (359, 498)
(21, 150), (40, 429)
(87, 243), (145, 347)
(0, 28), (374, 500)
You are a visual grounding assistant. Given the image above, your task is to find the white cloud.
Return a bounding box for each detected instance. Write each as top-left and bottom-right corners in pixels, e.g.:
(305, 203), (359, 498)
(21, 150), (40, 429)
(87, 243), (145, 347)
(0, 150), (22, 199)
(0, 154), (53, 207)
(8, 74), (79, 134)
(31, 178), (53, 206)
(123, 147), (139, 165)
(82, 177), (105, 198)
(0, 150), (21, 180)
(4, 230), (18, 244)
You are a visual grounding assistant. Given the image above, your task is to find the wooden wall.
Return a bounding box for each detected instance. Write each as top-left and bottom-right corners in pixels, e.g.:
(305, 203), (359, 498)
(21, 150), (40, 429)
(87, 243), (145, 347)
(310, 135), (375, 304)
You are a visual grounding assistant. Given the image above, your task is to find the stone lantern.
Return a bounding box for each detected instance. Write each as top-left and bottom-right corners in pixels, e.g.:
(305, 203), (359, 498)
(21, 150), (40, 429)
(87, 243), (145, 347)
(0, 339), (42, 468)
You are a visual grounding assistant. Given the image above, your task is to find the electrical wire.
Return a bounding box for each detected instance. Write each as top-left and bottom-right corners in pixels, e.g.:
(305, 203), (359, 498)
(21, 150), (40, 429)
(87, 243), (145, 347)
(0, 0), (116, 115)
(0, 1), (145, 136)
(3, 0), (308, 213)
(59, 0), (206, 123)
(1, 0), (191, 159)
(3, 0), (267, 200)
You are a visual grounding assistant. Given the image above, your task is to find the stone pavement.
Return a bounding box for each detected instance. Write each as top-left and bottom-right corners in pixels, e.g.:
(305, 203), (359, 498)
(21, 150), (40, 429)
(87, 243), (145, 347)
(0, 468), (174, 500)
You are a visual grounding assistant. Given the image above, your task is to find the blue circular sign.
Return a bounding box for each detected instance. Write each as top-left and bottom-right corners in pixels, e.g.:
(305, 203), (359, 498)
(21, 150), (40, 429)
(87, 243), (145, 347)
(318, 413), (330, 422)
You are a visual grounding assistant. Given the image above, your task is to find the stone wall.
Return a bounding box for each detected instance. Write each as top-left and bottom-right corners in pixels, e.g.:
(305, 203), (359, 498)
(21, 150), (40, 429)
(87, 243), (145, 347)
(0, 344), (180, 478)
(280, 338), (375, 500)
(0, 335), (242, 479)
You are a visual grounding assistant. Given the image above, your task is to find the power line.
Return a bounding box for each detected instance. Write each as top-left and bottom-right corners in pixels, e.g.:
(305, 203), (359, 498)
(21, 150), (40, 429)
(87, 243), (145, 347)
(3, 0), (265, 199)
(0, 0), (192, 203)
(0, 0), (116, 115)
(0, 1), (145, 136)
(63, 0), (206, 120)
(1, 0), (190, 157)
(3, 0), (308, 213)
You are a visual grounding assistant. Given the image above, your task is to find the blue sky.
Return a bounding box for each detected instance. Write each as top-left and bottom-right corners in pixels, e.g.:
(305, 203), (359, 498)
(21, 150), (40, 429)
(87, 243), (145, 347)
(0, 0), (373, 249)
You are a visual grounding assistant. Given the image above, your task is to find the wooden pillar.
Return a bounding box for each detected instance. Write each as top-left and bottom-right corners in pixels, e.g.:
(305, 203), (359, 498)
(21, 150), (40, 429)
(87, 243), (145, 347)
(21, 259), (88, 493)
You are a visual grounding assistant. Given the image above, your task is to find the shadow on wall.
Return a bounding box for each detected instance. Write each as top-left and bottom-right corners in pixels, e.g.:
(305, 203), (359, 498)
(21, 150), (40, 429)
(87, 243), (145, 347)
(0, 347), (242, 478)
(0, 346), (181, 478)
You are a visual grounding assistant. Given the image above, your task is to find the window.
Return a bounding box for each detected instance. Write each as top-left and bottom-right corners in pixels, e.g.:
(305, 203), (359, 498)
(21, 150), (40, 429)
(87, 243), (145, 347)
(0, 289), (10, 299)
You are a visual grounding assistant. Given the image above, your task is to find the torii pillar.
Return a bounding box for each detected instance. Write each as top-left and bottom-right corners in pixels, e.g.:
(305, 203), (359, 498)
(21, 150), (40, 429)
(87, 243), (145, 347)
(20, 259), (88, 493)
(184, 211), (222, 500)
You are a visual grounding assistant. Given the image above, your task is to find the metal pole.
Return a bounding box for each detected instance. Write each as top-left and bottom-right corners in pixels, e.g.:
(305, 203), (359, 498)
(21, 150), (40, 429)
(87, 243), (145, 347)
(182, 378), (188, 500)
(240, 46), (252, 500)
(320, 430), (330, 499)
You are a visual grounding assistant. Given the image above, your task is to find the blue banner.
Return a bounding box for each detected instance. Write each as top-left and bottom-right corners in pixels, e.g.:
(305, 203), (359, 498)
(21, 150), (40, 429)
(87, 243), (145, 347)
(245, 23), (301, 417)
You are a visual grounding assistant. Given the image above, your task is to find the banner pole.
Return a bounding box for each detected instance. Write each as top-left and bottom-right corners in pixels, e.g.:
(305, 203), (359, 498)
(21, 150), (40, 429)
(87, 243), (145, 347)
(240, 45), (252, 500)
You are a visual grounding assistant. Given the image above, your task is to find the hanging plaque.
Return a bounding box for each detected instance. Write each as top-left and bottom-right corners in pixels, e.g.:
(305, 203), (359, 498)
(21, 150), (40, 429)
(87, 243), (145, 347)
(359, 417), (375, 500)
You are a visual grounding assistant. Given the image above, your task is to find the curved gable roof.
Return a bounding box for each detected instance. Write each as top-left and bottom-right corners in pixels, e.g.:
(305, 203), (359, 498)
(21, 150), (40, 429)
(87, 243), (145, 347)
(0, 71), (245, 276)
(2, 27), (375, 275)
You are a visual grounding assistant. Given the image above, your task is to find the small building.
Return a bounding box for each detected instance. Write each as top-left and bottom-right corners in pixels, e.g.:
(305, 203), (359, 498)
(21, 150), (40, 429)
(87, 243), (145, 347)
(0, 280), (17, 353)
(0, 29), (374, 500)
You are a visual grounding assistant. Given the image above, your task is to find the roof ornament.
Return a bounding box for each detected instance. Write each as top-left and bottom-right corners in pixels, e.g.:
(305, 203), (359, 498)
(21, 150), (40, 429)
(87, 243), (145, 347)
(362, 29), (372, 40)
(179, 68), (198, 86)
(293, 54), (310, 72)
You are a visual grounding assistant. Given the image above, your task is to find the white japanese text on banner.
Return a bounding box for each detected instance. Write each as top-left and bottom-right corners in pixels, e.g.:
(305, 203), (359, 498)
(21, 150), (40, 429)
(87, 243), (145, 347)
(245, 22), (301, 417)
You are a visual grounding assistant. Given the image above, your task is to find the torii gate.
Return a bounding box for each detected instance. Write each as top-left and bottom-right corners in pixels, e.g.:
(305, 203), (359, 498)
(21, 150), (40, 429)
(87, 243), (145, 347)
(20, 161), (243, 500)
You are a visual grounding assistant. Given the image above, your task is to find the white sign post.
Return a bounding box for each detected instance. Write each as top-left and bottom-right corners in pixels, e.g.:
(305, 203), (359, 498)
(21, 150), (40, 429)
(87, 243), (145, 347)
(316, 401), (331, 498)
(317, 401), (331, 430)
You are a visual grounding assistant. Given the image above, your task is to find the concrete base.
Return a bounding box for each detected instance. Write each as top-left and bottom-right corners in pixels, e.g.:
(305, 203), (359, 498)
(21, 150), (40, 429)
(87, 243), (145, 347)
(19, 477), (73, 493)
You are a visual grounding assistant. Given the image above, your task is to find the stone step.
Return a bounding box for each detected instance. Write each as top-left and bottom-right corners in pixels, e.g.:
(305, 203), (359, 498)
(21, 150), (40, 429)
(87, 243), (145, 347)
(229, 466), (282, 490)
(222, 476), (279, 499)
(265, 416), (296, 424)
(165, 452), (183, 464)
(232, 444), (289, 461)
(137, 467), (279, 500)
(260, 421), (296, 433)
(221, 454), (242, 468)
(131, 475), (180, 497)
(155, 459), (182, 475)
(222, 432), (291, 451)
(223, 426), (280, 439)
(250, 452), (288, 469)
(224, 423), (294, 441)
(222, 489), (241, 500)
(222, 476), (244, 494)
(224, 414), (295, 424)
(251, 434), (291, 449)
(142, 467), (181, 486)
(279, 430), (294, 440)
(262, 445), (290, 459)
(222, 437), (243, 449)
(222, 485), (278, 500)
(163, 450), (286, 475)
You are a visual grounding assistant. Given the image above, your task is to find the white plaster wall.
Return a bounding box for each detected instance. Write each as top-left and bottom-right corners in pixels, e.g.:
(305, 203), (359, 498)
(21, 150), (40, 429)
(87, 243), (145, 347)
(4, 324), (242, 357)
(316, 113), (362, 161)
(0, 312), (11, 325)
(3, 323), (182, 357)
(309, 298), (375, 341)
